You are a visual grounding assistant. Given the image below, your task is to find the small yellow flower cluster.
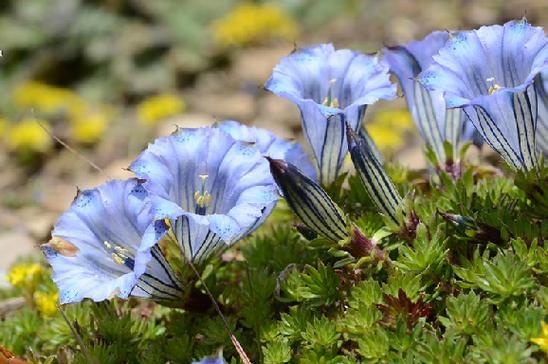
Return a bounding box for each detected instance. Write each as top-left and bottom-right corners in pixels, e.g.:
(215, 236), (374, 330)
(212, 3), (298, 47)
(4, 81), (112, 150)
(13, 81), (85, 116)
(34, 291), (59, 317)
(531, 321), (548, 353)
(70, 109), (110, 144)
(137, 93), (185, 126)
(7, 262), (43, 291)
(7, 262), (59, 318)
(0, 117), (6, 137)
(367, 109), (414, 152)
(6, 118), (52, 153)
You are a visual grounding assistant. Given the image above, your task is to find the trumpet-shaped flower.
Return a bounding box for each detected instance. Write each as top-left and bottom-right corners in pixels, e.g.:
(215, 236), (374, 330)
(384, 31), (479, 164)
(215, 120), (316, 179)
(41, 179), (183, 304)
(419, 20), (548, 171)
(192, 355), (225, 364)
(536, 71), (548, 155)
(129, 126), (280, 264)
(265, 44), (397, 185)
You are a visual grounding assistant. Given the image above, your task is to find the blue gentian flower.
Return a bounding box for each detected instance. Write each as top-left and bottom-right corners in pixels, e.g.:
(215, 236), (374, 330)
(265, 44), (397, 185)
(191, 355), (225, 364)
(41, 179), (183, 304)
(419, 19), (548, 171)
(384, 31), (480, 166)
(129, 126), (279, 264)
(215, 120), (316, 179)
(536, 71), (548, 155)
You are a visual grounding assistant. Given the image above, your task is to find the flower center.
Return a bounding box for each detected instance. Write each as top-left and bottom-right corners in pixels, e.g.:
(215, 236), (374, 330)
(103, 240), (134, 269)
(486, 77), (502, 94)
(194, 174), (212, 215)
(322, 79), (339, 108)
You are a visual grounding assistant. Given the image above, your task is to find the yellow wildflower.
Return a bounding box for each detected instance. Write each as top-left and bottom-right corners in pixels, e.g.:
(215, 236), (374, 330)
(212, 3), (298, 47)
(34, 291), (59, 317)
(366, 109), (413, 152)
(373, 109), (414, 131)
(13, 81), (85, 116)
(137, 93), (185, 126)
(7, 263), (43, 290)
(7, 118), (52, 153)
(531, 320), (548, 353)
(367, 124), (404, 151)
(0, 117), (7, 138)
(70, 110), (109, 144)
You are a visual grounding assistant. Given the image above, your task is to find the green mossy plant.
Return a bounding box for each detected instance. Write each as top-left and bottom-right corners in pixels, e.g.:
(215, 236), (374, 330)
(1, 163), (546, 363)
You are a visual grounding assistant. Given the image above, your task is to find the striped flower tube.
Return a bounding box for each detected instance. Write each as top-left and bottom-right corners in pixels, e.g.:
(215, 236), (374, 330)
(536, 71), (548, 156)
(383, 31), (480, 165)
(346, 124), (403, 225)
(265, 44), (396, 185)
(358, 125), (385, 165)
(266, 157), (348, 242)
(419, 19), (547, 172)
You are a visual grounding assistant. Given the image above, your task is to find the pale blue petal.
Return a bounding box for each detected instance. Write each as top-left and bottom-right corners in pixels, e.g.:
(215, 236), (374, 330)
(131, 127), (279, 263)
(384, 31), (481, 161)
(265, 44), (396, 184)
(418, 19), (547, 170)
(191, 356), (225, 364)
(43, 179), (182, 303)
(216, 120), (317, 180)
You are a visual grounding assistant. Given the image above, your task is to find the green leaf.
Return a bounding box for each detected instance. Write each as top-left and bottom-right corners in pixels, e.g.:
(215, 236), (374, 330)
(439, 291), (492, 336)
(262, 339), (292, 364)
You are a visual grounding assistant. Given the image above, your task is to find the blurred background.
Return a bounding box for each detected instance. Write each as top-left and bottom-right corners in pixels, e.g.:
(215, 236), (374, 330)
(0, 0), (546, 283)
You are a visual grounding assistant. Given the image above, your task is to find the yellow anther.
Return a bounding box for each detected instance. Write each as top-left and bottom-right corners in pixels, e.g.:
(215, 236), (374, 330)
(103, 241), (130, 265)
(194, 190), (212, 208)
(111, 253), (126, 265)
(486, 77), (502, 94)
(322, 78), (340, 108)
(194, 173), (212, 209)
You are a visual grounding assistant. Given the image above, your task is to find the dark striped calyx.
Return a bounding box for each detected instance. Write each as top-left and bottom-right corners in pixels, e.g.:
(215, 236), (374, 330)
(358, 125), (385, 165)
(346, 124), (403, 225)
(267, 157), (348, 242)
